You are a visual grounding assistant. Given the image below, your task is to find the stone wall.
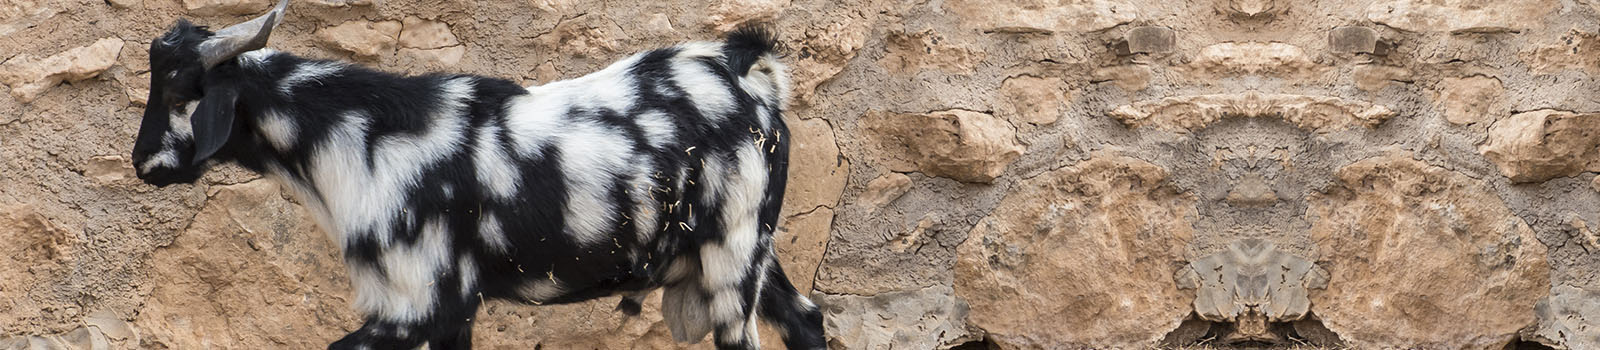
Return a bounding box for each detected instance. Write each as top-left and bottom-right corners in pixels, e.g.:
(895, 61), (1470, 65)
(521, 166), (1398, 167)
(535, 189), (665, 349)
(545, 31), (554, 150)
(2, 0), (1598, 349)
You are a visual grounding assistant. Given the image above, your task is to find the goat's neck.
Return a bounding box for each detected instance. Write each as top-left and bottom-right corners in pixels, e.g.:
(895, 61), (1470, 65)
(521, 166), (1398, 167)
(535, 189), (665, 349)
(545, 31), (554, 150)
(233, 52), (475, 243)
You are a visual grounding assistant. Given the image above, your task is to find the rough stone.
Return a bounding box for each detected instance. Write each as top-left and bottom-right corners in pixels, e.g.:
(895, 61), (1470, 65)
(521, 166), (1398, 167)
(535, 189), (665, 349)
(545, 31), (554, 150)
(857, 172), (912, 213)
(788, 16), (869, 103)
(132, 180), (363, 349)
(1480, 109), (1600, 183)
(998, 75), (1070, 125)
(1126, 26), (1176, 54)
(1352, 64), (1411, 92)
(778, 207), (832, 293)
(1309, 152), (1550, 350)
(1366, 0), (1557, 33)
(1176, 239), (1327, 342)
(0, 206), (78, 335)
(399, 17), (460, 50)
(316, 20), (401, 58)
(818, 285), (971, 350)
(82, 155), (133, 186)
(305, 0), (372, 7)
(956, 155), (1194, 349)
(879, 29), (984, 74)
(1522, 29), (1600, 74)
(862, 109), (1024, 183)
(1329, 26), (1378, 54)
(536, 14), (617, 58)
(1110, 93), (1395, 132)
(1437, 76), (1504, 126)
(0, 38), (123, 102)
(1090, 64), (1151, 92)
(182, 0), (270, 16)
(399, 46), (467, 67)
(705, 0), (788, 32)
(1530, 285), (1600, 349)
(782, 115), (848, 217)
(1184, 42), (1324, 78)
(944, 0), (1136, 33)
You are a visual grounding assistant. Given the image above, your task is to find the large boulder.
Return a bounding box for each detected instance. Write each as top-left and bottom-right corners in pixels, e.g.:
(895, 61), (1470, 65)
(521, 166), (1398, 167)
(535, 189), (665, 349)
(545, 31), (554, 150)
(1309, 152), (1550, 350)
(955, 155), (1194, 349)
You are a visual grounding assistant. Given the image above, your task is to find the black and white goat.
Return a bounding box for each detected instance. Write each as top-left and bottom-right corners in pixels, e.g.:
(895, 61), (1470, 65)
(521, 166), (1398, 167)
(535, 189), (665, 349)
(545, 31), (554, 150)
(129, 1), (824, 349)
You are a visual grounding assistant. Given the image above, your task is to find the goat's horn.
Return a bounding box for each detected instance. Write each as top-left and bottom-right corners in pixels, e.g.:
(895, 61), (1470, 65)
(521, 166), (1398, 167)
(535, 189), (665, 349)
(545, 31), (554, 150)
(198, 0), (289, 69)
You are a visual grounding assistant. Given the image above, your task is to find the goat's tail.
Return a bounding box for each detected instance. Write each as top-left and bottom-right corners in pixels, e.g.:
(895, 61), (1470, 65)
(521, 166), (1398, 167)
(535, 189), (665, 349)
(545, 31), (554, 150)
(724, 25), (790, 105)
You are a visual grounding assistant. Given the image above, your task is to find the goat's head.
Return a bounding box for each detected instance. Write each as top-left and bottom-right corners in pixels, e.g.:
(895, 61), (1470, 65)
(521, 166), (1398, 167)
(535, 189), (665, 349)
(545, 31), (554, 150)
(132, 0), (287, 186)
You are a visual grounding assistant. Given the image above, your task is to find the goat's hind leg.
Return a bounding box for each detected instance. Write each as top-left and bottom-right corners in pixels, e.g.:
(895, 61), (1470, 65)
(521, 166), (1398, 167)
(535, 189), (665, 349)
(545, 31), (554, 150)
(758, 259), (825, 350)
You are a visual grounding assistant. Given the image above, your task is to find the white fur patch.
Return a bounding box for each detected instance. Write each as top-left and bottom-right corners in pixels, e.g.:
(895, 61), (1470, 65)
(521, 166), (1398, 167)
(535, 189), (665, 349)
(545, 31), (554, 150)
(671, 50), (735, 122)
(699, 145), (767, 328)
(354, 217), (452, 322)
(556, 119), (633, 246)
(139, 149), (178, 174)
(634, 110), (677, 150)
(472, 124), (520, 200)
(518, 277), (565, 303)
(279, 61), (346, 95)
(309, 78), (473, 246)
(479, 214), (511, 254)
(458, 256), (478, 297)
(257, 110), (298, 151)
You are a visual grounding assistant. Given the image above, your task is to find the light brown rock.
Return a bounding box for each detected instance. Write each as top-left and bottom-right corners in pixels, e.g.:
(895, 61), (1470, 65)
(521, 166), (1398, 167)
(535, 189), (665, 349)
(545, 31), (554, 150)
(400, 46), (467, 67)
(1366, 0), (1556, 33)
(878, 29), (984, 74)
(998, 75), (1069, 125)
(858, 172), (912, 212)
(1177, 239), (1326, 342)
(0, 206), (78, 334)
(781, 115), (847, 217)
(182, 0), (271, 16)
(819, 285), (972, 350)
(956, 155), (1194, 349)
(1480, 109), (1600, 182)
(1522, 29), (1600, 74)
(778, 207), (832, 293)
(537, 15), (617, 58)
(944, 0), (1136, 33)
(863, 109), (1024, 183)
(1110, 93), (1394, 132)
(399, 17), (460, 50)
(316, 20), (402, 58)
(105, 0), (140, 9)
(1438, 76), (1504, 126)
(1091, 64), (1151, 92)
(1352, 64), (1411, 92)
(788, 17), (869, 103)
(0, 38), (124, 102)
(1183, 42), (1324, 78)
(133, 180), (362, 349)
(705, 0), (789, 32)
(1309, 152), (1550, 350)
(83, 155), (134, 185)
(305, 0), (372, 7)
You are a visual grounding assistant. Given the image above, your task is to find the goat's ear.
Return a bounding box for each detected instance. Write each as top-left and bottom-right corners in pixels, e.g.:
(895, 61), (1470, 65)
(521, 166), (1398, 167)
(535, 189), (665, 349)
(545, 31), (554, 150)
(190, 83), (239, 165)
(198, 0), (288, 69)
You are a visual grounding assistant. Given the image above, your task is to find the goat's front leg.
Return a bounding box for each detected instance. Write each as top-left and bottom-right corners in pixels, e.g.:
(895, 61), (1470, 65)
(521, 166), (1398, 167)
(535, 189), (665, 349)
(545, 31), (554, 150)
(329, 265), (483, 350)
(328, 318), (429, 350)
(328, 310), (477, 350)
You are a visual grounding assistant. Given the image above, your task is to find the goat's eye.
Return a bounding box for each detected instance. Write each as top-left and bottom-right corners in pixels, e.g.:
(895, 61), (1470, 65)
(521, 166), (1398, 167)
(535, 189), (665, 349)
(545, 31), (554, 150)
(172, 101), (188, 112)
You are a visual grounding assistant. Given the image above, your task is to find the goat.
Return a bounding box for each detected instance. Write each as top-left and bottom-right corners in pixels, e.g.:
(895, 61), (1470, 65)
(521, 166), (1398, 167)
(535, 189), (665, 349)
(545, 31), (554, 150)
(128, 1), (825, 349)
